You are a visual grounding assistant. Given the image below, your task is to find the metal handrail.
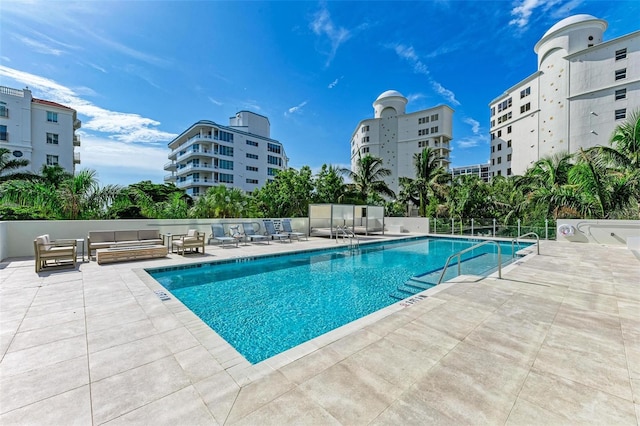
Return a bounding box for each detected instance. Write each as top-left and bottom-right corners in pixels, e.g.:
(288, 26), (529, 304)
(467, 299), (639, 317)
(336, 226), (359, 249)
(437, 240), (502, 285)
(511, 232), (540, 257)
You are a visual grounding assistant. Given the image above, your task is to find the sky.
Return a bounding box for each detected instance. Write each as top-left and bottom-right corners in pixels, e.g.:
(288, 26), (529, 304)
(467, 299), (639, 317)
(1, 0), (638, 186)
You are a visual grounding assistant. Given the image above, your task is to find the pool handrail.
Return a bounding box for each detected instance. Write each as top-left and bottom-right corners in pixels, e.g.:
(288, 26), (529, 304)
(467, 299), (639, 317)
(437, 240), (502, 285)
(511, 232), (540, 257)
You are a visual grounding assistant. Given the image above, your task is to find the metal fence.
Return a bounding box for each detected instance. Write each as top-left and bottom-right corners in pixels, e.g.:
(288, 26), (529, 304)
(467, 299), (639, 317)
(430, 218), (557, 240)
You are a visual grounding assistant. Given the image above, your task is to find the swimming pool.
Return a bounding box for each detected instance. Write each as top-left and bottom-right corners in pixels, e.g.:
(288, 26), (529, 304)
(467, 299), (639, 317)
(148, 237), (524, 364)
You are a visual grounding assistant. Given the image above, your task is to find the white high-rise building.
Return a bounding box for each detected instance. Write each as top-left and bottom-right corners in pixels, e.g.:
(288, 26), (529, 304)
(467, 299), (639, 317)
(0, 86), (81, 175)
(489, 14), (640, 178)
(164, 111), (288, 197)
(350, 90), (454, 195)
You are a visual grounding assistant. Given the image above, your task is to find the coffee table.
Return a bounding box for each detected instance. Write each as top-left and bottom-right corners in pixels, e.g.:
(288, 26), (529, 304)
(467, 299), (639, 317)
(96, 245), (168, 265)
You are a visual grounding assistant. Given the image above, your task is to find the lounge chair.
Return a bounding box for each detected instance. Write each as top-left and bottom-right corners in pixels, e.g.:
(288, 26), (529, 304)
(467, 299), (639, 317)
(281, 219), (307, 241)
(229, 224), (247, 245)
(263, 220), (290, 242)
(34, 234), (77, 273)
(173, 229), (206, 255)
(210, 224), (238, 248)
(242, 223), (269, 244)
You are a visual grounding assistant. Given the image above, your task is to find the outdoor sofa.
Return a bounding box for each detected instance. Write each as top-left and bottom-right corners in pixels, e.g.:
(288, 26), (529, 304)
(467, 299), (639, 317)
(87, 229), (162, 258)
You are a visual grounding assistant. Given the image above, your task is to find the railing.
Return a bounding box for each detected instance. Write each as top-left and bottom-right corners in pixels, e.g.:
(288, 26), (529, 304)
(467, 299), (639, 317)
(511, 232), (540, 257)
(437, 240), (502, 285)
(73, 152), (81, 163)
(431, 218), (556, 240)
(73, 135), (81, 146)
(336, 225), (359, 249)
(0, 86), (24, 97)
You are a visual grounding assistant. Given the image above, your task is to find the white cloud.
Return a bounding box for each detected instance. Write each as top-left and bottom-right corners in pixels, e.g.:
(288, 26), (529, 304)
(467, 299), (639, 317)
(389, 43), (429, 76)
(508, 0), (576, 28)
(0, 65), (177, 143)
(208, 97), (223, 106)
(12, 34), (64, 56)
(285, 100), (308, 116)
(456, 135), (488, 149)
(431, 81), (460, 106)
(78, 132), (168, 172)
(463, 117), (481, 134)
(310, 6), (351, 67)
(328, 78), (339, 89)
(407, 93), (425, 103)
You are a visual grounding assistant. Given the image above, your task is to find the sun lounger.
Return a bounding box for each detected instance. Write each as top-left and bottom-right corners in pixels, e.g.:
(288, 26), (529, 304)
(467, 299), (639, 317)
(242, 223), (269, 244)
(210, 224), (238, 248)
(263, 220), (290, 242)
(281, 219), (307, 241)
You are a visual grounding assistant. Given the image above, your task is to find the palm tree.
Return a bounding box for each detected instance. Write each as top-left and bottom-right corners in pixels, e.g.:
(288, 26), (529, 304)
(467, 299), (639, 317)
(410, 148), (449, 216)
(342, 153), (395, 202)
(190, 185), (248, 218)
(0, 148), (32, 182)
(58, 169), (122, 219)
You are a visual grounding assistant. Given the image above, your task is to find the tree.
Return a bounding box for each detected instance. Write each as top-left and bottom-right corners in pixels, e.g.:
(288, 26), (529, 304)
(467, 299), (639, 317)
(251, 167), (314, 217)
(57, 169), (122, 220)
(0, 148), (32, 182)
(447, 175), (489, 219)
(190, 185), (251, 218)
(406, 148), (449, 216)
(342, 154), (395, 202)
(314, 164), (346, 204)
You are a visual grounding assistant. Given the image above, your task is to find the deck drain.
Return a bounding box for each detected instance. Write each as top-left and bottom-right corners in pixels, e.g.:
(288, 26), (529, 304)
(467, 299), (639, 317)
(154, 290), (171, 301)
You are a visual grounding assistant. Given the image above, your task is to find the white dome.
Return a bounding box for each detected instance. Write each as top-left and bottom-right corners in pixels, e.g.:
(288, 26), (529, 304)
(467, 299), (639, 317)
(541, 14), (605, 39)
(376, 90), (404, 101)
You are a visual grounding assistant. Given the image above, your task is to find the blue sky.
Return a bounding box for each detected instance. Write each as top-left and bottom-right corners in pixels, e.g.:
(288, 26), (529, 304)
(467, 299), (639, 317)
(1, 0), (638, 186)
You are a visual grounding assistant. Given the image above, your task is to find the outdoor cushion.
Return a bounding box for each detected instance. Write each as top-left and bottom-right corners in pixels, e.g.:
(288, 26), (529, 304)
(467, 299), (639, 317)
(138, 229), (160, 240)
(89, 231), (115, 243)
(115, 230), (139, 242)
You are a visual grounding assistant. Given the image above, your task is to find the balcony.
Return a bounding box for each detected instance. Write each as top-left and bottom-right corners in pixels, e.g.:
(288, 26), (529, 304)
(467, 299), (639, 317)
(73, 135), (81, 147)
(74, 119), (82, 130)
(164, 161), (176, 171)
(176, 176), (216, 187)
(175, 163), (216, 177)
(164, 174), (176, 182)
(73, 152), (81, 164)
(176, 148), (212, 162)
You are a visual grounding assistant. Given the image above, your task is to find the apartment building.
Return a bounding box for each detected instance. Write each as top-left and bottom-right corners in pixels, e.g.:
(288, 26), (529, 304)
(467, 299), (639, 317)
(451, 163), (490, 182)
(350, 90), (454, 195)
(489, 14), (639, 178)
(0, 86), (81, 175)
(164, 111), (288, 197)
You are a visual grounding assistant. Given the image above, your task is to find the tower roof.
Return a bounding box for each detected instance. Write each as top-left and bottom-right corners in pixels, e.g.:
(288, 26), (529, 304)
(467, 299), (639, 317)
(375, 90), (405, 101)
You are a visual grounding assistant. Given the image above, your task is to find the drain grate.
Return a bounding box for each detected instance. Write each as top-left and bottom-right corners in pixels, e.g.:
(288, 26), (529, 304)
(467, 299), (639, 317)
(154, 290), (171, 301)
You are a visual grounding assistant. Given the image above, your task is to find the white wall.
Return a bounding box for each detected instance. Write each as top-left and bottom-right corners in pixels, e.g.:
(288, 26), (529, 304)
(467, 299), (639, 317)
(556, 219), (640, 245)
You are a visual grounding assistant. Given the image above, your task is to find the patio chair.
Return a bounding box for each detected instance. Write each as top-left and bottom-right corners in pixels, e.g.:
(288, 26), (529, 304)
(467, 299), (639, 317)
(229, 224), (247, 245)
(263, 220), (291, 243)
(210, 224), (238, 248)
(281, 219), (307, 241)
(242, 222), (269, 244)
(33, 234), (77, 273)
(173, 229), (206, 255)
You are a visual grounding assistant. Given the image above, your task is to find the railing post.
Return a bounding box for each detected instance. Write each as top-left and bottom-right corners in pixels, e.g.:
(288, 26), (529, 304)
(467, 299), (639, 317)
(471, 218), (474, 235)
(451, 218), (454, 235)
(517, 219), (521, 237)
(545, 219), (549, 240)
(434, 218), (437, 234)
(493, 218), (496, 237)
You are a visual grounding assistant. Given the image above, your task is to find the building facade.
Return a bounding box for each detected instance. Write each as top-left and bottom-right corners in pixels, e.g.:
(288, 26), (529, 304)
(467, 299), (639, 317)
(451, 163), (490, 182)
(350, 90), (454, 195)
(164, 111), (288, 197)
(489, 14), (639, 178)
(0, 86), (81, 175)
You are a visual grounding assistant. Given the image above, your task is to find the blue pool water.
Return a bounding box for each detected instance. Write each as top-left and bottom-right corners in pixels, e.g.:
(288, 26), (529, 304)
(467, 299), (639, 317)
(148, 237), (524, 364)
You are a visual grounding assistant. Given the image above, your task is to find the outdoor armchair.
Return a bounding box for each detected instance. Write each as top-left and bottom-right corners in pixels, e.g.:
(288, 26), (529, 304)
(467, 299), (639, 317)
(34, 234), (77, 273)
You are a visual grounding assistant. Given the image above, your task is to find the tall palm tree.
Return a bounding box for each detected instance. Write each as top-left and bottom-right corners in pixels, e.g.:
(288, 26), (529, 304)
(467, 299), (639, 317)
(410, 147), (449, 216)
(0, 147), (32, 182)
(342, 153), (395, 202)
(58, 169), (121, 219)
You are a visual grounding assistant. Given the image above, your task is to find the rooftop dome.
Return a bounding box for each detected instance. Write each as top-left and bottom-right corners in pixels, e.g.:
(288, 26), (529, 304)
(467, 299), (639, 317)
(375, 90), (405, 101)
(541, 14), (605, 39)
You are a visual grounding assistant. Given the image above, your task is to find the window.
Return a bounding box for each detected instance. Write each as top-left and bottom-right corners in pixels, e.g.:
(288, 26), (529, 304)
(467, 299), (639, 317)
(431, 113), (438, 121)
(491, 146), (495, 153)
(507, 154), (512, 161)
(219, 173), (233, 183)
(497, 130), (502, 137)
(268, 155), (282, 166)
(246, 165), (258, 172)
(362, 136), (370, 142)
(615, 48), (627, 60)
(418, 140), (428, 148)
(507, 168), (512, 176)
(219, 160), (233, 170)
(219, 146), (234, 156)
(267, 143), (281, 154)
(418, 128), (429, 136)
(46, 154), (59, 166)
(615, 108), (626, 120)
(615, 88), (627, 100)
(497, 98), (512, 112)
(491, 120), (495, 127)
(46, 132), (59, 144)
(361, 125), (370, 132)
(47, 111), (58, 123)
(615, 68), (626, 80)
(497, 157), (502, 164)
(491, 158), (495, 166)
(491, 133), (495, 140)
(246, 178), (258, 184)
(0, 103), (7, 118)
(246, 140), (258, 147)
(361, 147), (369, 154)
(268, 167), (278, 176)
(430, 126), (438, 133)
(520, 102), (531, 113)
(0, 125), (6, 141)
(498, 143), (502, 151)
(218, 131), (233, 142)
(246, 153), (258, 159)
(497, 170), (502, 176)
(520, 87), (531, 98)
(507, 126), (512, 134)
(507, 140), (512, 148)
(490, 107), (495, 117)
(418, 117), (429, 124)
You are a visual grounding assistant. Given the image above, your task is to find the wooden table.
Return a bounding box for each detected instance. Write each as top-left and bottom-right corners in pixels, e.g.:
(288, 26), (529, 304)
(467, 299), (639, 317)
(96, 245), (168, 265)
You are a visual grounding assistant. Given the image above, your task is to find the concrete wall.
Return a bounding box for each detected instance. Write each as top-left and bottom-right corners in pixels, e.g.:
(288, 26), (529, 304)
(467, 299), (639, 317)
(384, 217), (430, 234)
(556, 219), (640, 245)
(0, 218), (309, 260)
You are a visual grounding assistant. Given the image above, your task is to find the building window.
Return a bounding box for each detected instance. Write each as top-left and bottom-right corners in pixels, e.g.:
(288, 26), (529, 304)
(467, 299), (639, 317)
(615, 68), (626, 80)
(219, 160), (233, 170)
(491, 158), (495, 166)
(268, 155), (282, 166)
(418, 117), (429, 124)
(507, 168), (512, 175)
(361, 125), (370, 132)
(267, 143), (281, 154)
(507, 126), (512, 134)
(507, 140), (512, 148)
(246, 140), (258, 147)
(490, 107), (495, 117)
(418, 140), (429, 148)
(520, 103), (531, 114)
(497, 170), (502, 176)
(615, 109), (626, 120)
(362, 136), (370, 142)
(497, 98), (512, 112)
(246, 165), (258, 172)
(615, 48), (627, 60)
(491, 146), (495, 153)
(0, 125), (6, 141)
(507, 154), (512, 161)
(497, 130), (502, 137)
(219, 146), (234, 156)
(219, 173), (233, 183)
(491, 120), (495, 127)
(46, 154), (59, 166)
(246, 153), (258, 159)
(418, 128), (429, 136)
(430, 126), (438, 133)
(268, 167), (278, 176)
(46, 132), (59, 144)
(498, 143), (502, 151)
(497, 157), (502, 164)
(615, 88), (627, 100)
(491, 133), (495, 140)
(0, 103), (7, 118)
(520, 87), (531, 98)
(361, 147), (369, 154)
(431, 113), (438, 121)
(47, 111), (58, 123)
(218, 131), (233, 142)
(246, 178), (258, 184)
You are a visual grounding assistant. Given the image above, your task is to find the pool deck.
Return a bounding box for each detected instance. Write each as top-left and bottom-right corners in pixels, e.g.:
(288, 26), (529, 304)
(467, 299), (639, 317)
(1, 235), (639, 425)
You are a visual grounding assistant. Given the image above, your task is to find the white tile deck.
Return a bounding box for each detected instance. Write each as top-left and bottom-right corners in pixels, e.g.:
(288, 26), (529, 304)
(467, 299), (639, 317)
(1, 235), (639, 424)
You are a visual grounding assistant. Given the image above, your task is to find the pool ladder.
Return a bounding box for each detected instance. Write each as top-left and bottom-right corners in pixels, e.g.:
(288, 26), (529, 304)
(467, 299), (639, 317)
(337, 226), (359, 250)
